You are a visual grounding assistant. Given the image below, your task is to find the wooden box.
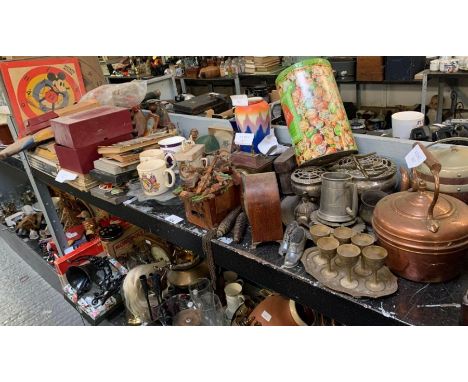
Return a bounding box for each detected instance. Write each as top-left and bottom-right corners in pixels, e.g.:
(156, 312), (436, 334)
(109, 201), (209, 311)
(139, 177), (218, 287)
(243, 172), (283, 248)
(173, 93), (230, 116)
(273, 147), (296, 195)
(183, 185), (240, 229)
(55, 133), (132, 174)
(356, 56), (384, 81)
(231, 151), (275, 174)
(0, 124), (14, 145)
(51, 106), (133, 148)
(184, 67), (200, 79)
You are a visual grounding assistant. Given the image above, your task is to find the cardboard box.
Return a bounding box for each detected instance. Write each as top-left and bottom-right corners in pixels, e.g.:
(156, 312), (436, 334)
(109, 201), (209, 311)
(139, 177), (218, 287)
(62, 255), (127, 325)
(102, 224), (145, 258)
(54, 238), (104, 275)
(51, 106), (133, 149)
(357, 56), (384, 81)
(77, 56), (107, 92)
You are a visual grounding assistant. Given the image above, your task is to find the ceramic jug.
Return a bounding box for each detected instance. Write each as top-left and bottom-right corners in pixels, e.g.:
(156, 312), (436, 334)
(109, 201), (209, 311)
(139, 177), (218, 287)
(140, 149), (175, 169)
(224, 282), (245, 319)
(137, 159), (176, 196)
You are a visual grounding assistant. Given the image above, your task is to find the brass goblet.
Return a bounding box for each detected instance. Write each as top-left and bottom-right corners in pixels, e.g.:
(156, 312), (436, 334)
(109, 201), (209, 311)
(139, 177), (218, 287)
(333, 227), (356, 267)
(310, 224), (333, 265)
(337, 244), (361, 289)
(362, 246), (388, 292)
(333, 226), (356, 244)
(310, 224), (333, 244)
(317, 237), (340, 278)
(351, 233), (375, 277)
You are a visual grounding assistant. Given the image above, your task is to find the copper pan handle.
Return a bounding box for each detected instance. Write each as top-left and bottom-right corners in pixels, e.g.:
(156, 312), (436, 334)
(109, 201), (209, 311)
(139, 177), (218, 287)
(412, 143), (441, 233)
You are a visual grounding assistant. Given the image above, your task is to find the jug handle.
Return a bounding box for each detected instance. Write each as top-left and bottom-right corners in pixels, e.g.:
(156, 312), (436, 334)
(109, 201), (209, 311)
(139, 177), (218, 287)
(399, 167), (419, 191)
(345, 181), (358, 218)
(399, 167), (410, 191)
(412, 143), (441, 233)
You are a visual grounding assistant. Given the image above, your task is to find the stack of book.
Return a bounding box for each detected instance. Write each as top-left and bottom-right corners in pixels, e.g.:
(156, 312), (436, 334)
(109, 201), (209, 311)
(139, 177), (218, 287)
(244, 56), (281, 73)
(90, 135), (174, 204)
(93, 135), (171, 177)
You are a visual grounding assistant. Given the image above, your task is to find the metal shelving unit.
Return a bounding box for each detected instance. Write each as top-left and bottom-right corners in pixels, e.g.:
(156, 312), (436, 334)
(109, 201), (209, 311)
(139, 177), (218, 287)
(176, 76), (241, 94)
(177, 72), (424, 110)
(1, 68), (466, 326)
(1, 153), (465, 326)
(420, 70), (468, 122)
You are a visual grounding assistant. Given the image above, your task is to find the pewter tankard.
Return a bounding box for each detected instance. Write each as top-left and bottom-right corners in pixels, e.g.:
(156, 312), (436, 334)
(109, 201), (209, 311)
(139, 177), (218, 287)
(318, 172), (358, 223)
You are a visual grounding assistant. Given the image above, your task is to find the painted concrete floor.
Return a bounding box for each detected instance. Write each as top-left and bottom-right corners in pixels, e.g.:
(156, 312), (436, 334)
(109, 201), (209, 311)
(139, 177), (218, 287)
(0, 237), (85, 326)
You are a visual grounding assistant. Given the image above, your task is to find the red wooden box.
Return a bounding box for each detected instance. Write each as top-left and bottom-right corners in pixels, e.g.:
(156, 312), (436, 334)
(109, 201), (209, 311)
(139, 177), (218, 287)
(55, 133), (132, 174)
(51, 106), (133, 148)
(25, 111), (58, 135)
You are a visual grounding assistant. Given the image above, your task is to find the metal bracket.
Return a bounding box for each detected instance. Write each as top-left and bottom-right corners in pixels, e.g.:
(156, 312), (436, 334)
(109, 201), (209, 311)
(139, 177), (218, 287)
(420, 70), (428, 115)
(234, 75), (241, 95)
(5, 117), (68, 256)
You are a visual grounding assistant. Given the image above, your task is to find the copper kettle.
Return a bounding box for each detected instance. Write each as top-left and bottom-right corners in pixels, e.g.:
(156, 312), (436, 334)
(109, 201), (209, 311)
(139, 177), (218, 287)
(372, 143), (468, 283)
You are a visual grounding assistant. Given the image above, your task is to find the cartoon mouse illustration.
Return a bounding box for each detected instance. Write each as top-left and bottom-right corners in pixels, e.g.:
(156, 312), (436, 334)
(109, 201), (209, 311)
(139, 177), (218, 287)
(38, 71), (70, 111)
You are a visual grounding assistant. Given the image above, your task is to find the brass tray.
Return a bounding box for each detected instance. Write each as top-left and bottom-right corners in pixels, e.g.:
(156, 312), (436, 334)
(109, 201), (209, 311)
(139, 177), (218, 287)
(301, 247), (398, 298)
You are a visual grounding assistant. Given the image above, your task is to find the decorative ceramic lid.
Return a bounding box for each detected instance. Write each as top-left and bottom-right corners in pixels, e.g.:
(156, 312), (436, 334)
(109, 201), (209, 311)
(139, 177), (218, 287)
(417, 145), (468, 179)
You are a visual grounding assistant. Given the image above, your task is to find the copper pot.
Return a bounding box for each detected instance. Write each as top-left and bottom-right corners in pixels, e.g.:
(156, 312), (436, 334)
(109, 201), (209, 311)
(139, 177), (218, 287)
(167, 260), (209, 288)
(248, 294), (309, 326)
(372, 143), (468, 283)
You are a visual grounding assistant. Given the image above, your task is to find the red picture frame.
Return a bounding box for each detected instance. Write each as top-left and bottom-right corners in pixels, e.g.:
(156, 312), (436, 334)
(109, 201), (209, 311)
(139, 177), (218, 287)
(0, 57), (86, 137)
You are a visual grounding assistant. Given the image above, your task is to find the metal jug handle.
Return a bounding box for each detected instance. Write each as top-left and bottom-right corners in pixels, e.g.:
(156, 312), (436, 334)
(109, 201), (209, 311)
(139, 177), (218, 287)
(412, 143), (442, 233)
(345, 181), (358, 218)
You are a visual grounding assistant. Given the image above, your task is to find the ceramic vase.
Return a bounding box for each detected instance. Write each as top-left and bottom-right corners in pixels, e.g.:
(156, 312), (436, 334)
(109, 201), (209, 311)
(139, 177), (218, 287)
(234, 97), (270, 153)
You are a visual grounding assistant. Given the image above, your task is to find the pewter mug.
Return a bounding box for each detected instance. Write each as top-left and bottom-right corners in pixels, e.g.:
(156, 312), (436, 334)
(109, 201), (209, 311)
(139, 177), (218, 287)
(318, 172), (358, 223)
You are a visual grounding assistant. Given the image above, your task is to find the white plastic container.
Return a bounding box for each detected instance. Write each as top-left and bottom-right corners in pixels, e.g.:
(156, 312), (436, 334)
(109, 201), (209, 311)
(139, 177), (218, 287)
(391, 111), (424, 139)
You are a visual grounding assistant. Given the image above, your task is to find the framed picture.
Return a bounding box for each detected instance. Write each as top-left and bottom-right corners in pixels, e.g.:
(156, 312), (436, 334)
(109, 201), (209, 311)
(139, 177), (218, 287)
(0, 57), (86, 137)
